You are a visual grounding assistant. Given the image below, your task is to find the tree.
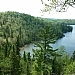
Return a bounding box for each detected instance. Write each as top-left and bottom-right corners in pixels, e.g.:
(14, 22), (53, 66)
(41, 0), (75, 12)
(33, 25), (58, 75)
(71, 50), (75, 61)
(16, 35), (20, 56)
(11, 36), (21, 75)
(4, 37), (9, 58)
(11, 45), (21, 75)
(26, 52), (31, 75)
(52, 46), (69, 75)
(0, 68), (2, 75)
(23, 51), (27, 62)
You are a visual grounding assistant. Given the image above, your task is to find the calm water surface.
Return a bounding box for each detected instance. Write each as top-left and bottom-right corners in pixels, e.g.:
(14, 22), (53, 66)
(20, 25), (75, 56)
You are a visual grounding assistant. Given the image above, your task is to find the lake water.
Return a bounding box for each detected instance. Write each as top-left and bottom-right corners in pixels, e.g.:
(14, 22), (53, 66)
(20, 25), (75, 56)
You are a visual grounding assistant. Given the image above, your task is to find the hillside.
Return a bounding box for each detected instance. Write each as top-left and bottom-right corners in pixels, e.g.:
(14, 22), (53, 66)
(0, 11), (73, 47)
(0, 11), (75, 75)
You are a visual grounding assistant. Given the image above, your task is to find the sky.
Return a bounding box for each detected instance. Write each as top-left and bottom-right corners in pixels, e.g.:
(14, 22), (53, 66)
(0, 0), (75, 19)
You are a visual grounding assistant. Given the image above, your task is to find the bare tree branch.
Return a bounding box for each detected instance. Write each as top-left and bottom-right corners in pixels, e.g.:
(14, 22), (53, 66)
(41, 0), (75, 12)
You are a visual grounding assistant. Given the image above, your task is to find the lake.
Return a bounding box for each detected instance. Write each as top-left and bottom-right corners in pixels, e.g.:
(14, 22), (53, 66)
(20, 25), (75, 56)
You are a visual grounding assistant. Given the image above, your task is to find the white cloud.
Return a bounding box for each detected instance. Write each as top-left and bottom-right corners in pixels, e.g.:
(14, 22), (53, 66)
(0, 0), (75, 19)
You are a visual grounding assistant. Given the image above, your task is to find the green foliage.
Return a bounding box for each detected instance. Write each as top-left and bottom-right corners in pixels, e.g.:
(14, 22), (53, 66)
(53, 46), (70, 75)
(33, 26), (58, 75)
(71, 50), (75, 61)
(11, 46), (21, 75)
(0, 11), (73, 48)
(64, 62), (75, 74)
(23, 51), (27, 62)
(0, 11), (74, 75)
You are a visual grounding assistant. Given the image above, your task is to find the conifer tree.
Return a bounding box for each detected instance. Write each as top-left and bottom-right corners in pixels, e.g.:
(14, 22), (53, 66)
(4, 44), (8, 58)
(11, 42), (21, 75)
(27, 52), (31, 62)
(27, 63), (31, 75)
(0, 68), (2, 75)
(33, 25), (57, 75)
(16, 35), (20, 56)
(26, 52), (31, 75)
(4, 37), (9, 58)
(72, 50), (75, 61)
(23, 51), (27, 62)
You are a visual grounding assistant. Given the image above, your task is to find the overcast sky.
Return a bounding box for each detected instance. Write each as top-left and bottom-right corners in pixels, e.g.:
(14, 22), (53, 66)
(0, 0), (75, 19)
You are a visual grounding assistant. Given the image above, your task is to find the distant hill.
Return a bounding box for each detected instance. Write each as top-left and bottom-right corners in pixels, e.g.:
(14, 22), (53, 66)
(0, 11), (73, 47)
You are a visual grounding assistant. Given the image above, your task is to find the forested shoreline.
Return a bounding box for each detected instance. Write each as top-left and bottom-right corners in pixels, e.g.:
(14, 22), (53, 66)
(0, 11), (75, 75)
(0, 11), (73, 47)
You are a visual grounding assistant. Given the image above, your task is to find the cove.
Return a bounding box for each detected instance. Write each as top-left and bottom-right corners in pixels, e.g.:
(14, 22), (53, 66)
(20, 25), (75, 56)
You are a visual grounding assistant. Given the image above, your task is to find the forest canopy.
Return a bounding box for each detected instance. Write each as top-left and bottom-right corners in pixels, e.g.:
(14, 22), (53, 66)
(0, 11), (74, 47)
(0, 11), (75, 75)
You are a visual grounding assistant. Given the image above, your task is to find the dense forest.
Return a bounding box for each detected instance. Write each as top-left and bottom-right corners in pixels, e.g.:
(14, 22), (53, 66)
(0, 11), (75, 75)
(0, 11), (73, 47)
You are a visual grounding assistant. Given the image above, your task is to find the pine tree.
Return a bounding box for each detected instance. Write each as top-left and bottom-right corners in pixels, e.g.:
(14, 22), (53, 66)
(33, 25), (57, 75)
(27, 63), (31, 75)
(0, 68), (2, 75)
(26, 52), (31, 75)
(11, 29), (13, 38)
(11, 41), (21, 75)
(4, 44), (8, 58)
(16, 35), (20, 56)
(23, 51), (27, 62)
(27, 52), (31, 62)
(4, 37), (9, 58)
(72, 50), (75, 61)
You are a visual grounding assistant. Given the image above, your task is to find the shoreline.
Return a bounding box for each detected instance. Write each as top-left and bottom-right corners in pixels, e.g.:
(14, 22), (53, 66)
(19, 41), (34, 51)
(20, 44), (29, 50)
